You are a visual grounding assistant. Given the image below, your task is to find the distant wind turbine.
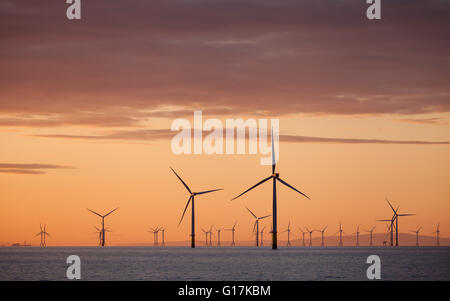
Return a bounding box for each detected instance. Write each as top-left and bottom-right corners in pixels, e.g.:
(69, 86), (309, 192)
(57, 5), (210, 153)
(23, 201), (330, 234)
(35, 223), (50, 247)
(260, 226), (266, 246)
(160, 227), (167, 246)
(231, 128), (310, 249)
(305, 227), (315, 247)
(215, 228), (223, 247)
(299, 227), (307, 247)
(149, 227), (160, 246)
(354, 225), (360, 247)
(314, 225), (327, 247)
(386, 199), (415, 246)
(432, 223), (440, 246)
(282, 221), (292, 246)
(87, 207), (118, 247)
(170, 167), (223, 248)
(201, 228), (209, 246)
(335, 222), (345, 247)
(410, 227), (422, 247)
(225, 221), (237, 246)
(246, 207), (270, 247)
(364, 226), (376, 246)
(94, 226), (111, 246)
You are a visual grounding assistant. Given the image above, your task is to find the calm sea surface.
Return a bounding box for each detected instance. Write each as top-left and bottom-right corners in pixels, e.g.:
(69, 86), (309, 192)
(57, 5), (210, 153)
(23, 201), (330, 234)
(0, 246), (448, 281)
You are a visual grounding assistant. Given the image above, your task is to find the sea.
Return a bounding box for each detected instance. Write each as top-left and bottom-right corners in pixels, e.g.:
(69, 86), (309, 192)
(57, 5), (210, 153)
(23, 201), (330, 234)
(0, 246), (449, 281)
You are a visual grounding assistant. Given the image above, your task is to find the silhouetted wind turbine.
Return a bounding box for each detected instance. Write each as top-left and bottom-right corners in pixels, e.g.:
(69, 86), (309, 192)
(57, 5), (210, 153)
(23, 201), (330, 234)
(160, 227), (167, 246)
(216, 228), (223, 247)
(149, 227), (160, 246)
(315, 225), (327, 247)
(170, 167), (223, 248)
(208, 225), (213, 246)
(260, 226), (266, 246)
(201, 228), (209, 246)
(386, 199), (415, 246)
(225, 221), (237, 246)
(410, 227), (422, 247)
(246, 207), (270, 247)
(364, 226), (376, 246)
(354, 225), (360, 247)
(335, 222), (345, 246)
(299, 227), (306, 247)
(305, 227), (315, 247)
(282, 221), (292, 246)
(231, 128), (310, 249)
(87, 207), (118, 247)
(377, 202), (398, 246)
(35, 223), (50, 247)
(432, 223), (440, 246)
(94, 226), (111, 246)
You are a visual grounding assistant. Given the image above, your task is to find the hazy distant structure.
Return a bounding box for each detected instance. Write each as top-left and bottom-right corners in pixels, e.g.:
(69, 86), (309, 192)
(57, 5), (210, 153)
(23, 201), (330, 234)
(170, 167), (223, 249)
(201, 228), (209, 246)
(87, 208), (118, 247)
(315, 226), (327, 247)
(432, 223), (440, 246)
(386, 199), (415, 246)
(354, 225), (360, 247)
(299, 227), (307, 247)
(215, 228), (223, 247)
(305, 227), (315, 247)
(35, 223), (50, 247)
(364, 226), (376, 246)
(246, 206), (270, 247)
(231, 129), (310, 250)
(260, 226), (266, 246)
(94, 226), (111, 246)
(336, 222), (345, 247)
(282, 221), (292, 246)
(207, 225), (213, 246)
(149, 227), (160, 246)
(225, 222), (237, 246)
(410, 227), (422, 246)
(160, 227), (167, 246)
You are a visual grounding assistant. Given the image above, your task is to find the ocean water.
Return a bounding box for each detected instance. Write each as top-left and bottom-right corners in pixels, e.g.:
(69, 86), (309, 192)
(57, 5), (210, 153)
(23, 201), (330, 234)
(0, 246), (448, 281)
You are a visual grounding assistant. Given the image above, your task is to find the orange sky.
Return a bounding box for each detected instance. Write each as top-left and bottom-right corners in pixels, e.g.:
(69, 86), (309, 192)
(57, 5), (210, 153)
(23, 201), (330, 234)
(0, 1), (449, 245)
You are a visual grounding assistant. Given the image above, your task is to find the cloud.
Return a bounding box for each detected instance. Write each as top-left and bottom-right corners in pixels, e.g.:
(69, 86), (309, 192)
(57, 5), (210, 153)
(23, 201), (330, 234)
(397, 117), (448, 125)
(0, 163), (74, 175)
(31, 129), (450, 145)
(0, 0), (449, 123)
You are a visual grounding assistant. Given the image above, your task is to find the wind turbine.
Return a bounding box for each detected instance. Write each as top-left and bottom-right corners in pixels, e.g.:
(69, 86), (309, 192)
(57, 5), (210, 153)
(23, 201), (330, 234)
(35, 223), (50, 247)
(432, 223), (440, 246)
(335, 222), (345, 246)
(170, 167), (223, 248)
(260, 226), (266, 246)
(299, 227), (306, 247)
(410, 227), (422, 247)
(208, 225), (213, 246)
(305, 227), (315, 247)
(87, 207), (119, 247)
(231, 128), (310, 249)
(149, 227), (160, 246)
(94, 226), (111, 246)
(354, 225), (360, 247)
(246, 207), (270, 247)
(386, 199), (415, 246)
(315, 225), (327, 247)
(282, 221), (292, 246)
(364, 226), (376, 246)
(215, 228), (223, 247)
(201, 228), (209, 246)
(225, 221), (237, 246)
(160, 227), (167, 246)
(377, 202), (398, 246)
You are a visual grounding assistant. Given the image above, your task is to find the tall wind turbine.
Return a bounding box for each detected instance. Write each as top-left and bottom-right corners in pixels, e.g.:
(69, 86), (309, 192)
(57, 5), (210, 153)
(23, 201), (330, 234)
(377, 202), (398, 246)
(231, 128), (310, 249)
(246, 207), (270, 247)
(225, 221), (237, 246)
(410, 227), (422, 247)
(315, 225), (327, 247)
(354, 225), (360, 247)
(386, 199), (415, 246)
(364, 226), (376, 246)
(282, 221), (292, 246)
(170, 167), (223, 248)
(336, 222), (345, 246)
(305, 227), (315, 247)
(299, 227), (306, 247)
(87, 207), (118, 247)
(432, 223), (440, 246)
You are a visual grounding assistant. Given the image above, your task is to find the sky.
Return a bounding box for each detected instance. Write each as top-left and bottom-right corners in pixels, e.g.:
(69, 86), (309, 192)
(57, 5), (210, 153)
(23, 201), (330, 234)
(0, 0), (449, 246)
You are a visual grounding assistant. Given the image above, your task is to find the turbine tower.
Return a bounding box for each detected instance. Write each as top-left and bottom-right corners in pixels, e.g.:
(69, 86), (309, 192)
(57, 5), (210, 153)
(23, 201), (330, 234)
(377, 202), (398, 246)
(260, 226), (266, 246)
(314, 225), (327, 247)
(231, 128), (310, 249)
(432, 223), (440, 246)
(208, 225), (213, 246)
(201, 228), (209, 246)
(170, 167), (223, 248)
(225, 221), (237, 246)
(160, 227), (167, 246)
(364, 226), (376, 246)
(216, 228), (223, 247)
(299, 227), (306, 247)
(305, 227), (315, 247)
(149, 227), (160, 246)
(87, 207), (119, 247)
(35, 223), (50, 247)
(386, 199), (415, 246)
(354, 225), (360, 247)
(336, 222), (345, 247)
(410, 227), (422, 247)
(282, 221), (292, 246)
(94, 226), (111, 246)
(246, 207), (270, 247)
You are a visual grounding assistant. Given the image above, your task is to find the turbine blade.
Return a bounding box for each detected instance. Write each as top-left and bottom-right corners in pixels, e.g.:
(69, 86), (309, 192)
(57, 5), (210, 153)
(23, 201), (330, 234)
(104, 207), (119, 217)
(258, 215), (271, 220)
(170, 167), (192, 194)
(231, 176), (272, 201)
(87, 208), (103, 218)
(276, 177), (310, 200)
(196, 188), (223, 195)
(252, 221), (257, 233)
(245, 207), (258, 219)
(323, 225), (328, 232)
(397, 214), (415, 216)
(178, 196), (192, 227)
